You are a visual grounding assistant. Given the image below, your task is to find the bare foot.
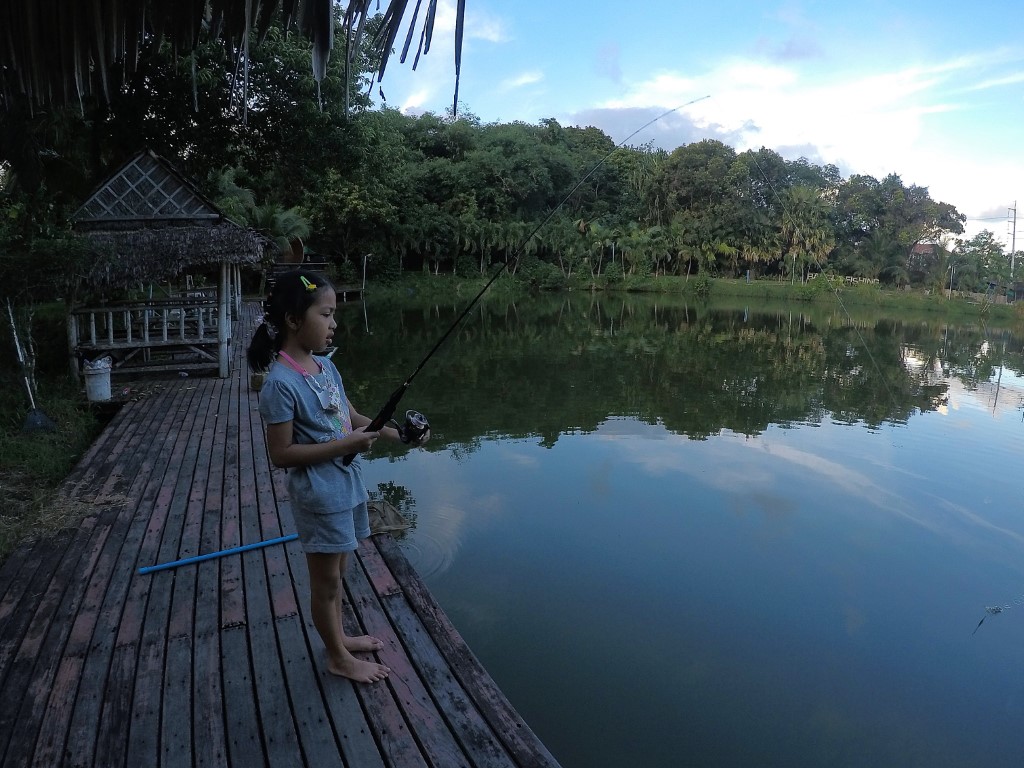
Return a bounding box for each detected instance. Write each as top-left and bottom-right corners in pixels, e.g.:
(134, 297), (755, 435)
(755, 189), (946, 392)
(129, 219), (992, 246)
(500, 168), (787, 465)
(327, 655), (390, 683)
(344, 634), (384, 653)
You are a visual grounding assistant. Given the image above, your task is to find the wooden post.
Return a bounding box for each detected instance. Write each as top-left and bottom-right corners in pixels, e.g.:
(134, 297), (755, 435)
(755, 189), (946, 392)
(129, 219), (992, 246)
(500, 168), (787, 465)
(233, 264), (242, 316)
(67, 311), (80, 381)
(218, 262), (229, 378)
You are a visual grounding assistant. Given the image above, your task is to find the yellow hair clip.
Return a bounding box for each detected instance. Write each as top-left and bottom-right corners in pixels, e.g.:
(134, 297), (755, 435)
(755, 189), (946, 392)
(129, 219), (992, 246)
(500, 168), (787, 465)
(300, 276), (317, 292)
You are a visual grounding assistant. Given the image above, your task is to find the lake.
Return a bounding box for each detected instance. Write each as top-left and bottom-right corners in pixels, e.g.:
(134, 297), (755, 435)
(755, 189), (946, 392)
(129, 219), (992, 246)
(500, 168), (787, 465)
(340, 290), (1024, 768)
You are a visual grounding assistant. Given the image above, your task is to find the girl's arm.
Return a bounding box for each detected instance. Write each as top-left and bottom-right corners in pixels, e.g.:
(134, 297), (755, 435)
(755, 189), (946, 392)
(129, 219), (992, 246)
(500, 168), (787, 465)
(265, 420), (378, 468)
(350, 405), (403, 443)
(350, 405), (430, 446)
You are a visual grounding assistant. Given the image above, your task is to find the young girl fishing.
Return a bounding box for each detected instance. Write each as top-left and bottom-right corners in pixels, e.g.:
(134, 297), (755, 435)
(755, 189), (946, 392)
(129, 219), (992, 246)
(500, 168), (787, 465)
(247, 268), (428, 683)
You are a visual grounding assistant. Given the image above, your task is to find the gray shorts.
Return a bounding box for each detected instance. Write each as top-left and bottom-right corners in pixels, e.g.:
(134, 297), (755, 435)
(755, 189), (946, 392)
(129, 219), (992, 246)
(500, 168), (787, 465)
(293, 501), (371, 553)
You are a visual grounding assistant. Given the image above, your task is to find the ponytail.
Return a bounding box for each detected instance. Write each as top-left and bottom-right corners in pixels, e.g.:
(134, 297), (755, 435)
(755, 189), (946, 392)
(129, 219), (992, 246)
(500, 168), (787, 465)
(246, 322), (277, 371)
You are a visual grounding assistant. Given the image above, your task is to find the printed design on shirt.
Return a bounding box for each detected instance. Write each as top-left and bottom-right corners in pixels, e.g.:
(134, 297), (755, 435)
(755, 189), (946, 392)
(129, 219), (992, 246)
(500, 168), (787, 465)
(311, 371), (351, 441)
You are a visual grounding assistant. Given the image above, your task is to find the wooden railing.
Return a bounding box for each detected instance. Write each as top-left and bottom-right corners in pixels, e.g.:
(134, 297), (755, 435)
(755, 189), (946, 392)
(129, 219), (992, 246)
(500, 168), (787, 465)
(68, 296), (227, 378)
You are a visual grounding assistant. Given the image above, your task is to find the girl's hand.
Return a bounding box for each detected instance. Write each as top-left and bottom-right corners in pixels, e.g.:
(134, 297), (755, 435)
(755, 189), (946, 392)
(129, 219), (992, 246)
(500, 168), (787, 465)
(412, 428), (430, 446)
(345, 427), (379, 454)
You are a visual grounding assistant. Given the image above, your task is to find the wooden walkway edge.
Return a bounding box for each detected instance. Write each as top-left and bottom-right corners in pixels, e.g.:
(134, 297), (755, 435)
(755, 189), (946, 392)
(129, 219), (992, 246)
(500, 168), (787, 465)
(0, 302), (560, 768)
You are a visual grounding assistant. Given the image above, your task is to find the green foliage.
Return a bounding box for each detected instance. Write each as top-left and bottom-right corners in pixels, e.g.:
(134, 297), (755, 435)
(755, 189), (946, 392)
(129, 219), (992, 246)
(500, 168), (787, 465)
(690, 272), (713, 298)
(794, 272), (841, 301)
(326, 258), (358, 287)
(521, 260), (567, 290)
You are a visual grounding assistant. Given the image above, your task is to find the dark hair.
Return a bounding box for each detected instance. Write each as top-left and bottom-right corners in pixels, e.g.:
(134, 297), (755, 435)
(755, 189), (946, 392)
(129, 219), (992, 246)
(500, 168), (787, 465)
(246, 268), (334, 371)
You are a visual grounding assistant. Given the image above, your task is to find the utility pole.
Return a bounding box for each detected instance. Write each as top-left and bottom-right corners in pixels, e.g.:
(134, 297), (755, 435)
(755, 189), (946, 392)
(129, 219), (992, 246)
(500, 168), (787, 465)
(1009, 202), (1017, 279)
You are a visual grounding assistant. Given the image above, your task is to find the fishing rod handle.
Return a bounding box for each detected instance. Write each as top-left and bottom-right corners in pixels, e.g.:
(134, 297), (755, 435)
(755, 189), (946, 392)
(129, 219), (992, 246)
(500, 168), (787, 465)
(341, 384), (407, 466)
(340, 413), (390, 467)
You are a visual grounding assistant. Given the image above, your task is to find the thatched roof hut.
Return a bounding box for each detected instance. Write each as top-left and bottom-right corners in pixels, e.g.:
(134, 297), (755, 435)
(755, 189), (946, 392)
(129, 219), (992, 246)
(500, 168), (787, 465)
(72, 150), (272, 289)
(67, 150), (271, 380)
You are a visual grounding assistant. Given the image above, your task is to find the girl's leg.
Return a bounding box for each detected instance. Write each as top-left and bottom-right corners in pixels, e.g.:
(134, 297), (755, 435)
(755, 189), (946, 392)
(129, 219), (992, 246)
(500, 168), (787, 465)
(336, 554), (384, 653)
(306, 551), (390, 683)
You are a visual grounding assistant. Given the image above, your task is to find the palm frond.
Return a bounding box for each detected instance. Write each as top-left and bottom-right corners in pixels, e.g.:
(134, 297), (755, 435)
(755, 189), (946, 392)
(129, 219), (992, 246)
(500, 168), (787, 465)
(0, 0), (466, 117)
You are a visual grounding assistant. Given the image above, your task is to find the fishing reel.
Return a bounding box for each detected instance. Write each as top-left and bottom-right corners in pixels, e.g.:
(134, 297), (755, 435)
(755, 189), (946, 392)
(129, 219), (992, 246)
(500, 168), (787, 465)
(389, 409), (430, 444)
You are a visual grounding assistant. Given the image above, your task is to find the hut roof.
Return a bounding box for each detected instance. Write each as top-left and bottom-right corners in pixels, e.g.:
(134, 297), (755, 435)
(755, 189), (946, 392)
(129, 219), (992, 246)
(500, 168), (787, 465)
(73, 150), (224, 227)
(72, 150), (272, 288)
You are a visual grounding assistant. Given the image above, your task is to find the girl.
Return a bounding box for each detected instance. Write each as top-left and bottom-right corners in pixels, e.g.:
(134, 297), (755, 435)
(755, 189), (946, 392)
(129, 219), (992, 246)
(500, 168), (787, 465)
(247, 268), (427, 683)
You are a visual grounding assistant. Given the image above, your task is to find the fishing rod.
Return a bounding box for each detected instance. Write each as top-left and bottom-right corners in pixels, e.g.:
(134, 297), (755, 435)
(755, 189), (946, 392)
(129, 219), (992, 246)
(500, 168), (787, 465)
(342, 94), (711, 465)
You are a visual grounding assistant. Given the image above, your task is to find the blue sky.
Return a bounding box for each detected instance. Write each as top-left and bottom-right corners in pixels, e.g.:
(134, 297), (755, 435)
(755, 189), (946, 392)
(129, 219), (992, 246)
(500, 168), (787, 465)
(370, 0), (1024, 249)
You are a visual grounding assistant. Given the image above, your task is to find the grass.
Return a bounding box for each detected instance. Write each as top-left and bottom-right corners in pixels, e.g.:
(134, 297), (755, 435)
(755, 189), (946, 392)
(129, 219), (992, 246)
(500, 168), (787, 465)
(0, 373), (106, 560)
(369, 271), (1024, 327)
(0, 299), (108, 561)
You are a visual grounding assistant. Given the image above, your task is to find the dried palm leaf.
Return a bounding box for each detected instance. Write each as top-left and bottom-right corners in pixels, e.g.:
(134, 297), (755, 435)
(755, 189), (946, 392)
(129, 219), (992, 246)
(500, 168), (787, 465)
(0, 0), (465, 118)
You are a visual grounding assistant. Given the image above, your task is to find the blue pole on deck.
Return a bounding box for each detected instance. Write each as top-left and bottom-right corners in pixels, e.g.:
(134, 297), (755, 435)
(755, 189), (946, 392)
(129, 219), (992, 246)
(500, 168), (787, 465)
(138, 533), (299, 575)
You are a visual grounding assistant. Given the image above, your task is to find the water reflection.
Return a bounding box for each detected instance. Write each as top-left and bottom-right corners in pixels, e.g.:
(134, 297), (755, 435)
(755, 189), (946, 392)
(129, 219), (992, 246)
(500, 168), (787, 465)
(346, 292), (1024, 768)
(343, 292), (1021, 445)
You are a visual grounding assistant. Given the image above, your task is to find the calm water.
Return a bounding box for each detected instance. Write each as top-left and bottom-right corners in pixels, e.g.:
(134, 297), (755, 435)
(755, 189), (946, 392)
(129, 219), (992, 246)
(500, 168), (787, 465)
(340, 291), (1024, 768)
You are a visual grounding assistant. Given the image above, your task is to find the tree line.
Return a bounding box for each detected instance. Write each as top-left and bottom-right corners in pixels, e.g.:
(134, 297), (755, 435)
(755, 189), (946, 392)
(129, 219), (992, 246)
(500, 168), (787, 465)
(1, 14), (1018, 302)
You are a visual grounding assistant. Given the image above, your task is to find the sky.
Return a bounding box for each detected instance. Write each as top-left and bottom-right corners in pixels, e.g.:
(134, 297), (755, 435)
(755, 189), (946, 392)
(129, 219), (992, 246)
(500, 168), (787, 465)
(368, 0), (1024, 250)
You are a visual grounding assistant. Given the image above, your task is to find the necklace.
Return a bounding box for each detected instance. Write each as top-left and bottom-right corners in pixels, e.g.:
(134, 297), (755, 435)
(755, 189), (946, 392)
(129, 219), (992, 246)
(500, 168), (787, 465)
(276, 351), (349, 434)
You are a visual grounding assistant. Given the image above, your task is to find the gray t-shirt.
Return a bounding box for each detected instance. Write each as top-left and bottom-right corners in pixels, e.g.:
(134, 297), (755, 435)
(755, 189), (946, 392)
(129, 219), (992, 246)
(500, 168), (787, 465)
(257, 355), (368, 514)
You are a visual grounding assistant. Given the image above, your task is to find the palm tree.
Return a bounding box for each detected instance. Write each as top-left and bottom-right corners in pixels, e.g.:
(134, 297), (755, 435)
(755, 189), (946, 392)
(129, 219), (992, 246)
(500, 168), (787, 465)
(206, 167), (256, 225)
(249, 203), (312, 260)
(781, 186), (835, 282)
(862, 231), (905, 286)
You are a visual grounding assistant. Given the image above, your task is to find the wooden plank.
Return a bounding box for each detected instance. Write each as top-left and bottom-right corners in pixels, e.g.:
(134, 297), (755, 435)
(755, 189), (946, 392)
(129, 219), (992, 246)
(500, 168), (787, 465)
(272, 614), (347, 766)
(220, 625), (267, 768)
(86, 381), (206, 767)
(374, 535), (561, 767)
(358, 515), (402, 597)
(28, 393), (182, 767)
(276, 507), (388, 768)
(0, 533), (77, 763)
(0, 396), (143, 689)
(240, 609), (301, 768)
(0, 545), (46, 679)
(218, 356), (263, 768)
(355, 542), (515, 768)
(74, 378), (204, 765)
(347, 542), (472, 768)
(192, 353), (235, 768)
(0, 545), (38, 630)
(0, 391), (175, 766)
(160, 376), (225, 767)
(237, 386), (303, 768)
(127, 378), (216, 767)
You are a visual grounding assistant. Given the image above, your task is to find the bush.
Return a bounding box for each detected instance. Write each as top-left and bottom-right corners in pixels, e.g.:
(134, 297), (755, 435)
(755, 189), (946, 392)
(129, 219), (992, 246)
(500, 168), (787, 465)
(520, 260), (566, 290)
(326, 257), (358, 287)
(690, 273), (713, 298)
(795, 273), (841, 301)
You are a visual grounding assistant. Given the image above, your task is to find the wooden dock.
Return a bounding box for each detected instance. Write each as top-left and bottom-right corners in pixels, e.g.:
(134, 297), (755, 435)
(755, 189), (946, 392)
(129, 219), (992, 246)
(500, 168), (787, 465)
(0, 303), (560, 768)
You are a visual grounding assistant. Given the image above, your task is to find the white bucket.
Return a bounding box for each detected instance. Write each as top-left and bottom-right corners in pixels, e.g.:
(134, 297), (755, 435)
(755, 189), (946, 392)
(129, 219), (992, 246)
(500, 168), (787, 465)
(84, 367), (112, 402)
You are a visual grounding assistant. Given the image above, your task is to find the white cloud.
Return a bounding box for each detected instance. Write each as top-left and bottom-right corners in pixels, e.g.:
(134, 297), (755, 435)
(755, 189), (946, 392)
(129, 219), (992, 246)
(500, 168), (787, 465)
(968, 71), (1024, 91)
(431, 0), (509, 43)
(399, 87), (432, 113)
(500, 70), (544, 90)
(581, 49), (1024, 246)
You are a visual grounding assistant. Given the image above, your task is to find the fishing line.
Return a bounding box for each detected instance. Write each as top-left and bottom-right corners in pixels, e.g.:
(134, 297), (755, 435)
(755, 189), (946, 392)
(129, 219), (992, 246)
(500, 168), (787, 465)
(343, 95), (711, 465)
